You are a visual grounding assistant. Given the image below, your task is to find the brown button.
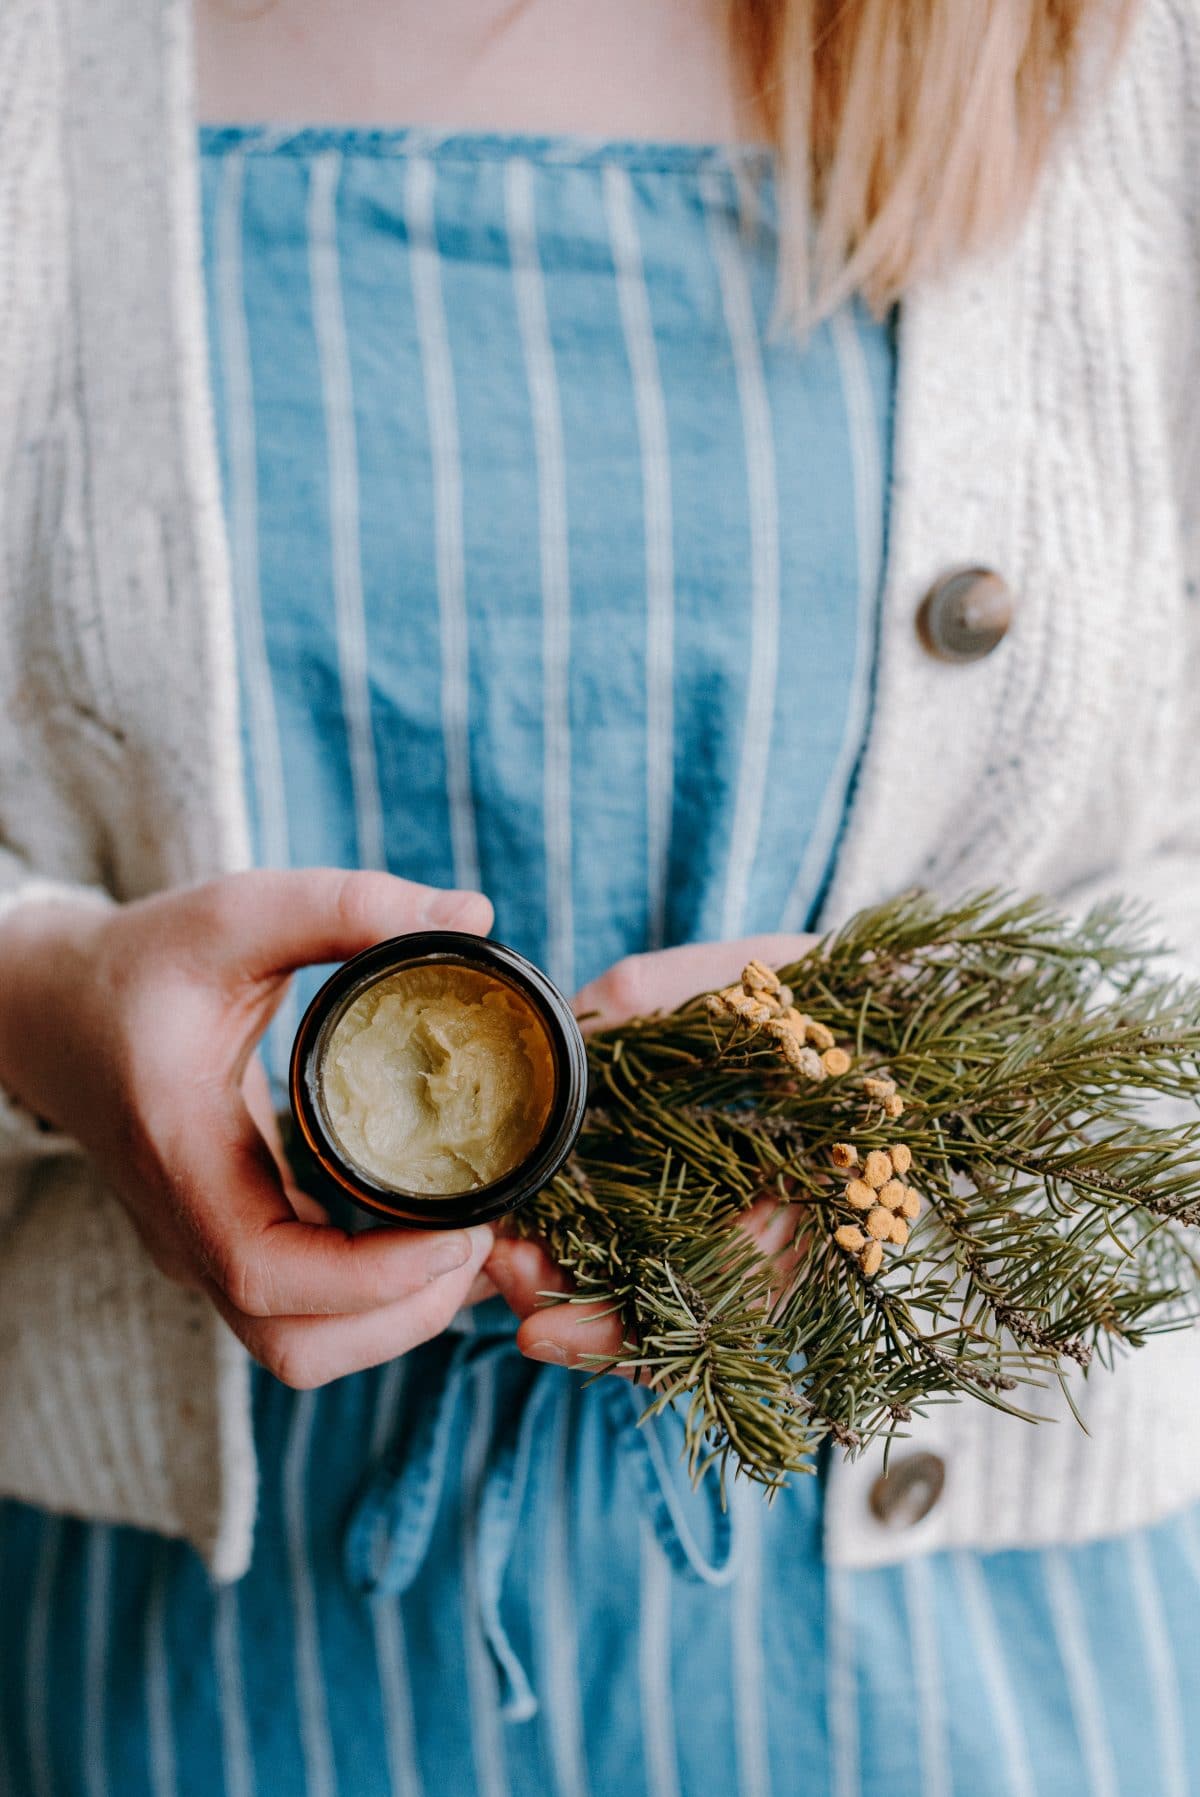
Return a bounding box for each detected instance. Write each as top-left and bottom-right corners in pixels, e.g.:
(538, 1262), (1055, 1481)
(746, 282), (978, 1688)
(868, 1451), (946, 1529)
(916, 567), (1014, 663)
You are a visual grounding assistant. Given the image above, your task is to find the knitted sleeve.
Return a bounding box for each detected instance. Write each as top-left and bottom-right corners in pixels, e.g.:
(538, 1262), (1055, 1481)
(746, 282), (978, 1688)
(0, 865), (114, 1163)
(1061, 0), (1200, 956)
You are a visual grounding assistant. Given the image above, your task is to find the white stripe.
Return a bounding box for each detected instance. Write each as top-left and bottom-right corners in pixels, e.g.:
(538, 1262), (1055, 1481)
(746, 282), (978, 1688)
(1126, 1533), (1188, 1797)
(308, 151), (387, 872)
(284, 1389), (338, 1797)
(372, 1599), (422, 1797)
(542, 1384), (590, 1797)
(1042, 1548), (1120, 1797)
(83, 1528), (112, 1797)
(406, 155), (481, 896)
(602, 165), (675, 951)
(213, 152), (295, 1083)
(505, 158), (575, 994)
(25, 1515), (62, 1797)
(368, 1359), (407, 1461)
(902, 1556), (950, 1797)
(367, 1364), (424, 1797)
(638, 1522), (681, 1797)
(826, 1567), (860, 1797)
(701, 172), (780, 942)
(951, 1553), (1036, 1797)
(462, 1363), (510, 1797)
(145, 1547), (179, 1797)
(213, 1584), (256, 1797)
(780, 308), (884, 931)
(731, 1493), (771, 1797)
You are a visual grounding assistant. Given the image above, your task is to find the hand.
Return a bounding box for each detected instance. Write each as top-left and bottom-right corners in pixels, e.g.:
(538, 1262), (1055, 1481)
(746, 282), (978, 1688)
(0, 869), (497, 1387)
(487, 932), (818, 1371)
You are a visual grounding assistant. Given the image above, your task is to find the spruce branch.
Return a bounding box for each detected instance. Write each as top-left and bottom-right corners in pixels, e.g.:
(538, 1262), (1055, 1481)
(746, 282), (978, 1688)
(515, 889), (1200, 1493)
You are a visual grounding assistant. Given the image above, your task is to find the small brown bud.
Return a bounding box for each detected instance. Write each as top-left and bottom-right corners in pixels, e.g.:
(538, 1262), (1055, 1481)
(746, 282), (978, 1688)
(834, 1224), (866, 1253)
(860, 1240), (884, 1277)
(900, 1188), (922, 1221)
(831, 1142), (859, 1169)
(730, 992), (772, 1023)
(878, 1178), (906, 1211)
(889, 1143), (913, 1176)
(844, 1178), (875, 1211)
(865, 1206), (892, 1240)
(864, 1149), (892, 1188)
(821, 1046), (852, 1077)
(706, 992), (732, 1018)
(884, 1093), (906, 1119)
(805, 1019), (836, 1051)
(784, 1006), (807, 1029)
(742, 958), (782, 995)
(888, 1216), (910, 1247)
(777, 1034), (807, 1070)
(862, 1075), (897, 1100)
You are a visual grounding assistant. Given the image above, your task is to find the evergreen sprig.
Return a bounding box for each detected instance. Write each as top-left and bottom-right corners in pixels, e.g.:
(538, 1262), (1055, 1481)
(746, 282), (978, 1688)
(515, 890), (1200, 1494)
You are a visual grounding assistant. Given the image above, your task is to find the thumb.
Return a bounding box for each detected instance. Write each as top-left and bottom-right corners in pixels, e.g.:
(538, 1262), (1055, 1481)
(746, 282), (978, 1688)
(200, 868), (493, 983)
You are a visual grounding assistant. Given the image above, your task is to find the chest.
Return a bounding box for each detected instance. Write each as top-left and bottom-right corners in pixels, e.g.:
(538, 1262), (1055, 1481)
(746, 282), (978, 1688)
(199, 134), (896, 998)
(192, 0), (747, 142)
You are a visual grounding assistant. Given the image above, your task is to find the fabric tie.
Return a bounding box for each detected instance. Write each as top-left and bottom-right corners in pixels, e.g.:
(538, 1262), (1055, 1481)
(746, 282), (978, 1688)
(343, 1325), (743, 1722)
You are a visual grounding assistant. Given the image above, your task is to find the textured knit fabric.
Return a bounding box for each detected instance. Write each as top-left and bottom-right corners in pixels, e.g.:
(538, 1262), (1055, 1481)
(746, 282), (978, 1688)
(5, 1333), (1200, 1796)
(0, 0), (1199, 1582)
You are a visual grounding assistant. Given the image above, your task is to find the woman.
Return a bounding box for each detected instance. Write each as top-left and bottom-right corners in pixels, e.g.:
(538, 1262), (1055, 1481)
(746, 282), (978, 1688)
(0, 0), (1198, 1791)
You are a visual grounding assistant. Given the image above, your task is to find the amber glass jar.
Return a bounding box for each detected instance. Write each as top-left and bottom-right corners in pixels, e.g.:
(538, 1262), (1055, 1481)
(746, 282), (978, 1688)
(289, 932), (588, 1228)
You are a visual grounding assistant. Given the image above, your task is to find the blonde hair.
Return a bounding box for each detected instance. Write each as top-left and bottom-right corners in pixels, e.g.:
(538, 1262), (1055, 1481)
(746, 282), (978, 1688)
(737, 0), (1135, 319)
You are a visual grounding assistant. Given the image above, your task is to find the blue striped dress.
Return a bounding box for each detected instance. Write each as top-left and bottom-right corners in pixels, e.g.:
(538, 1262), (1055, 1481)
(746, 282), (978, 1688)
(3, 126), (1200, 1797)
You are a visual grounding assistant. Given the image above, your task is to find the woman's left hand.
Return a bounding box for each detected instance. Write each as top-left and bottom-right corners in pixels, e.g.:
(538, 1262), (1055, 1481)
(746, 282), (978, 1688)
(486, 932), (818, 1369)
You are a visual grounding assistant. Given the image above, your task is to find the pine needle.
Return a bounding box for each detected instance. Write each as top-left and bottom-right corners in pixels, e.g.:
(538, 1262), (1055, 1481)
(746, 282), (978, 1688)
(514, 889), (1200, 1492)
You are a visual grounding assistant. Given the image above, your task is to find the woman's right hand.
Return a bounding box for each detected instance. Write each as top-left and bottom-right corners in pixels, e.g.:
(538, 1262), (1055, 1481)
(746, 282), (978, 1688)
(0, 869), (496, 1388)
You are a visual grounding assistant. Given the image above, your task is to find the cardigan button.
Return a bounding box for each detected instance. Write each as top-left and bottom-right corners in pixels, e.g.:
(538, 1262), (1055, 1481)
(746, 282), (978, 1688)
(916, 567), (1014, 663)
(868, 1452), (946, 1529)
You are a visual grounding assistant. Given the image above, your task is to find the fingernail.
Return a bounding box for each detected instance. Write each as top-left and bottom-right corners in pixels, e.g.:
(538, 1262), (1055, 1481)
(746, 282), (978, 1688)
(526, 1340), (569, 1365)
(426, 1233), (472, 1279)
(422, 889), (491, 928)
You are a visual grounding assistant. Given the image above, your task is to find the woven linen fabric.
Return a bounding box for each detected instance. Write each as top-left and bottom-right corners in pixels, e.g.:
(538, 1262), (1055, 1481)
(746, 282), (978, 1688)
(197, 126), (892, 1079)
(5, 1330), (1200, 1797)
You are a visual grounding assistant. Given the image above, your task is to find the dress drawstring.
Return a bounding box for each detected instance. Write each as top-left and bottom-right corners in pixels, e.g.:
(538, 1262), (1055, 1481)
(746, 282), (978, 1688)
(344, 1330), (744, 1723)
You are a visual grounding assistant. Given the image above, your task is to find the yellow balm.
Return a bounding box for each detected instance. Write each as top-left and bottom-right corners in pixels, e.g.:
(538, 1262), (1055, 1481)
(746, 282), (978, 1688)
(321, 963), (557, 1197)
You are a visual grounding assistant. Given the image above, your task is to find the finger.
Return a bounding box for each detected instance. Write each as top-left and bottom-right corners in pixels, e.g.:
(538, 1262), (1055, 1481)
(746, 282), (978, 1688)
(743, 1193), (802, 1259)
(516, 1299), (629, 1369)
(484, 1235), (572, 1317)
(193, 867), (494, 984)
(742, 1195), (808, 1304)
(462, 1269), (500, 1307)
(207, 1246), (490, 1387)
(187, 1100), (495, 1317)
(500, 1202), (806, 1371)
(485, 1236), (628, 1369)
(241, 1056), (327, 1222)
(575, 932), (818, 1031)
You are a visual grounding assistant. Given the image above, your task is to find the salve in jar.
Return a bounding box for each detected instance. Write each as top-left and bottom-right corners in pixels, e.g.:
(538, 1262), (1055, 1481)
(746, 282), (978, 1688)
(289, 932), (588, 1227)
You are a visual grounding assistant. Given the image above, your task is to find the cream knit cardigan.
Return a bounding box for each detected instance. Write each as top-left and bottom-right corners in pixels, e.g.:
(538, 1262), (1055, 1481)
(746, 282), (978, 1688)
(1, 0), (1198, 1582)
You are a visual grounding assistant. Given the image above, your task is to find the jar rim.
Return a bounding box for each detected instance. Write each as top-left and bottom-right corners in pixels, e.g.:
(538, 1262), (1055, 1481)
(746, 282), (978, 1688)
(289, 932), (588, 1228)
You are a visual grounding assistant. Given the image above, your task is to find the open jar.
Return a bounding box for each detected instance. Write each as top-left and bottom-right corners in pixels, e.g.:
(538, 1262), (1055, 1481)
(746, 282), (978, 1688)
(289, 933), (588, 1228)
